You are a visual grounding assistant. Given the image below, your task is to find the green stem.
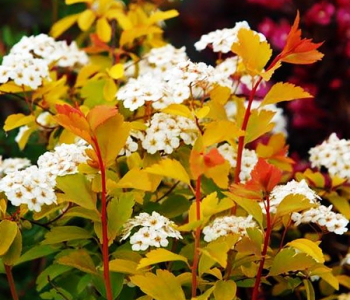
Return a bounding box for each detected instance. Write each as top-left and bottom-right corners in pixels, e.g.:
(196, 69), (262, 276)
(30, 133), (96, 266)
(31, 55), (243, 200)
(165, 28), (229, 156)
(92, 137), (113, 300)
(191, 175), (202, 298)
(5, 265), (19, 300)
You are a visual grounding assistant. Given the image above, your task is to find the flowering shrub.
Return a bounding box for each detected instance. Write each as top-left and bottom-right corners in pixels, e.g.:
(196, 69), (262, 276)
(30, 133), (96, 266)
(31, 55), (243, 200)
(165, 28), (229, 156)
(0, 1), (349, 300)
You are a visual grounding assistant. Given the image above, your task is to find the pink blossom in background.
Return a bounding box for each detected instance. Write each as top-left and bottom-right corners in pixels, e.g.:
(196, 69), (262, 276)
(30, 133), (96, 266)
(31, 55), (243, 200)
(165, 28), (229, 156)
(305, 2), (335, 26)
(258, 18), (290, 50)
(246, 0), (291, 10)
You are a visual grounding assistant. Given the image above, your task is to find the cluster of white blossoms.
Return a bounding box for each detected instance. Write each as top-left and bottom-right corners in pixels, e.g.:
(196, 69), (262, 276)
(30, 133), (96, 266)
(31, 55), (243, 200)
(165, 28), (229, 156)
(121, 211), (182, 251)
(118, 57), (232, 111)
(37, 143), (88, 181)
(309, 133), (350, 180)
(142, 113), (197, 154)
(0, 166), (56, 212)
(262, 179), (321, 214)
(203, 215), (256, 242)
(225, 100), (288, 136)
(291, 205), (348, 235)
(0, 156), (31, 176)
(0, 34), (88, 89)
(218, 143), (258, 182)
(194, 21), (266, 53)
(119, 131), (143, 157)
(125, 44), (188, 79)
(339, 294), (350, 300)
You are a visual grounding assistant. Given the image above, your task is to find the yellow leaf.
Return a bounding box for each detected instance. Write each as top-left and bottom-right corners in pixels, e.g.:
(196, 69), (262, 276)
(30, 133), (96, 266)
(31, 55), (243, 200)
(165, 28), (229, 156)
(245, 109), (275, 143)
(231, 28), (272, 76)
(66, 0), (92, 4)
(147, 9), (179, 25)
(162, 104), (193, 119)
(204, 162), (230, 189)
(108, 64), (124, 80)
(131, 269), (186, 300)
(287, 239), (325, 263)
(103, 78), (117, 102)
(120, 26), (163, 47)
(203, 120), (243, 146)
(137, 249), (189, 269)
(109, 258), (141, 275)
(0, 82), (31, 93)
(106, 9), (133, 30)
(97, 17), (112, 42)
(77, 9), (96, 31)
(214, 280), (237, 300)
(56, 249), (98, 275)
(201, 193), (233, 219)
(75, 64), (102, 88)
(50, 14), (80, 38)
(260, 82), (313, 106)
(210, 85), (231, 105)
(0, 220), (18, 256)
(2, 228), (22, 266)
(144, 159), (190, 185)
(3, 114), (35, 131)
(116, 168), (160, 192)
(195, 106), (210, 119)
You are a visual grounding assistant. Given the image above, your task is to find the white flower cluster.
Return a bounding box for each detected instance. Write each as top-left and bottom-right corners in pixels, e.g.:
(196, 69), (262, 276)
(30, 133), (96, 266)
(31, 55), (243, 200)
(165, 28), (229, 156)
(0, 157), (31, 176)
(0, 166), (56, 212)
(142, 113), (197, 154)
(339, 294), (350, 300)
(37, 143), (88, 181)
(263, 179), (321, 214)
(225, 100), (288, 136)
(118, 59), (231, 111)
(218, 143), (258, 182)
(0, 34), (88, 89)
(125, 44), (188, 78)
(203, 215), (256, 242)
(119, 131), (143, 157)
(292, 205), (348, 235)
(194, 21), (266, 53)
(121, 211), (182, 251)
(309, 133), (350, 180)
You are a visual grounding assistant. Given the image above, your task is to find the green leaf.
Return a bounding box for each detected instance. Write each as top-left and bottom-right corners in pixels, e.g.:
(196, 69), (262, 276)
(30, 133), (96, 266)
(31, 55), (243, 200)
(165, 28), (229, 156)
(56, 174), (96, 210)
(2, 229), (22, 266)
(17, 245), (59, 265)
(287, 239), (324, 263)
(130, 269), (186, 300)
(0, 220), (18, 256)
(274, 194), (316, 220)
(214, 280), (237, 300)
(63, 206), (100, 222)
(193, 286), (215, 300)
(37, 264), (72, 291)
(158, 195), (190, 219)
(108, 193), (135, 242)
(224, 192), (263, 228)
(56, 249), (98, 275)
(303, 279), (315, 300)
(269, 248), (316, 276)
(92, 272), (124, 300)
(42, 226), (92, 245)
(81, 79), (106, 108)
(137, 249), (189, 269)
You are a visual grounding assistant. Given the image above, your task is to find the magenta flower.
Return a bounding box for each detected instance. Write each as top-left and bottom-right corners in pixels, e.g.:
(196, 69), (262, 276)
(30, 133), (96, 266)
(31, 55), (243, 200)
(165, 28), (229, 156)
(305, 2), (335, 26)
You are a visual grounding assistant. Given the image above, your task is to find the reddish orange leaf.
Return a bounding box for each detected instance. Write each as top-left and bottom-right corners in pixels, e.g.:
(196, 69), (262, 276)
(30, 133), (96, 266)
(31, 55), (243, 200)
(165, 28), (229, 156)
(280, 12), (324, 64)
(55, 104), (92, 144)
(84, 34), (110, 54)
(203, 148), (226, 168)
(86, 105), (118, 132)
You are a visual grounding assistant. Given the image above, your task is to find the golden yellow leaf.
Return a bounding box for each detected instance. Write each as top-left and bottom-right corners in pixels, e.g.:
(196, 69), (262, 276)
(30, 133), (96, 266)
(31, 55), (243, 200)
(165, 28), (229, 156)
(66, 0), (92, 4)
(231, 28), (272, 76)
(137, 249), (189, 269)
(96, 17), (112, 42)
(56, 249), (98, 275)
(210, 85), (232, 105)
(103, 78), (117, 102)
(3, 114), (35, 131)
(108, 64), (124, 80)
(106, 9), (133, 30)
(77, 9), (96, 31)
(116, 168), (160, 192)
(145, 159), (190, 185)
(109, 258), (142, 275)
(202, 120), (244, 146)
(260, 82), (313, 106)
(50, 14), (80, 38)
(162, 104), (193, 119)
(147, 10), (179, 25)
(120, 26), (163, 47)
(287, 239), (325, 263)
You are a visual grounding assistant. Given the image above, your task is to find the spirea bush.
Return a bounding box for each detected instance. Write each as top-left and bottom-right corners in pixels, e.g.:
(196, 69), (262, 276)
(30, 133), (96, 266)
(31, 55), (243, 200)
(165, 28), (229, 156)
(0, 1), (349, 300)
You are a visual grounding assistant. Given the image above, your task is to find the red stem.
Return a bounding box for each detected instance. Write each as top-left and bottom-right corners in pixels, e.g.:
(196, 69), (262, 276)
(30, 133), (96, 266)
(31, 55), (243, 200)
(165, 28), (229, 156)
(92, 137), (113, 300)
(5, 265), (19, 300)
(252, 195), (272, 300)
(232, 54), (281, 214)
(191, 176), (202, 298)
